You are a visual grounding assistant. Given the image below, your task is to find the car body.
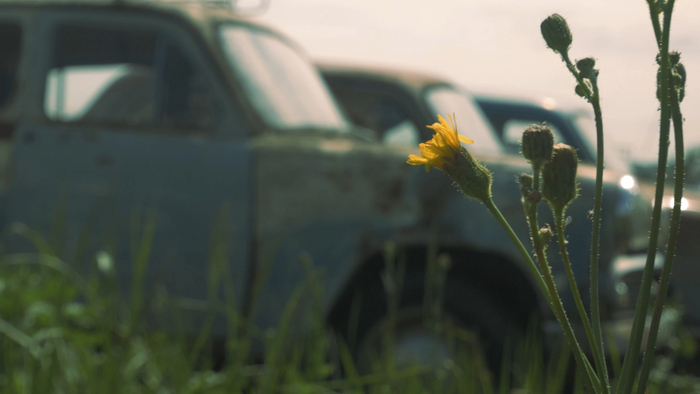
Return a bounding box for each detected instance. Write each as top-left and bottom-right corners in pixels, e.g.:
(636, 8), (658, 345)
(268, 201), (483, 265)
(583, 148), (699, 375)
(320, 64), (676, 353)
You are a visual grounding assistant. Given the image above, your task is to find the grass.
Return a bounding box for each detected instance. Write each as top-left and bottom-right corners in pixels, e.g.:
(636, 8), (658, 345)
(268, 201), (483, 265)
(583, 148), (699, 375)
(0, 226), (699, 393)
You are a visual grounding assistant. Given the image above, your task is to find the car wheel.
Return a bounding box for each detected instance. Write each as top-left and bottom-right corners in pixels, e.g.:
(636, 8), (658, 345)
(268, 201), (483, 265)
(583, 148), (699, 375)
(353, 270), (523, 378)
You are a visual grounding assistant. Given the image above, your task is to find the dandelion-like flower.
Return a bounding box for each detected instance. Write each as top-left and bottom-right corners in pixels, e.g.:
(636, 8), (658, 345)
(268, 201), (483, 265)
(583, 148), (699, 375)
(407, 114), (492, 203)
(407, 114), (473, 172)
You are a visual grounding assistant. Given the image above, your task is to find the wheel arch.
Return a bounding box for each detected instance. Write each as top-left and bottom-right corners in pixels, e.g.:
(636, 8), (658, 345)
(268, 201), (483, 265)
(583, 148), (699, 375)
(326, 244), (545, 345)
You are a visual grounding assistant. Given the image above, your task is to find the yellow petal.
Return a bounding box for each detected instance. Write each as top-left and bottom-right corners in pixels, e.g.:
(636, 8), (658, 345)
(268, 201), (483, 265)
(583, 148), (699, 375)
(407, 155), (428, 165)
(426, 122), (441, 131)
(458, 135), (474, 144)
(446, 113), (456, 131)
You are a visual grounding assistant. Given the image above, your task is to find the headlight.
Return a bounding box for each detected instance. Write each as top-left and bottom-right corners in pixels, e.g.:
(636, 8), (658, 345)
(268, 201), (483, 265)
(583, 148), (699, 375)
(616, 181), (638, 216)
(615, 174), (649, 253)
(620, 174), (635, 190)
(667, 197), (689, 211)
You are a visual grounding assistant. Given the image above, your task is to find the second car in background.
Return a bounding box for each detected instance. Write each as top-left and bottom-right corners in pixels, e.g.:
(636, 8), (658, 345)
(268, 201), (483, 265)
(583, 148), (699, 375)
(320, 63), (674, 357)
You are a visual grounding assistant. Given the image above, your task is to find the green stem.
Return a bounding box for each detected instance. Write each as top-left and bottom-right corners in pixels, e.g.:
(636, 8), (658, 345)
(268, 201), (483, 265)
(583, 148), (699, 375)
(589, 83), (610, 389)
(636, 3), (684, 392)
(483, 198), (549, 299)
(562, 48), (610, 391)
(554, 209), (609, 394)
(561, 52), (593, 101)
(646, 0), (663, 47)
(616, 2), (675, 392)
(636, 71), (684, 394)
(520, 201), (601, 393)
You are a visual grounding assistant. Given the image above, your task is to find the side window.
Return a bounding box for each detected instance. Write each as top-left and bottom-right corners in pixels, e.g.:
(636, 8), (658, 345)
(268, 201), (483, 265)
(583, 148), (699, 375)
(44, 25), (219, 130)
(326, 85), (419, 147)
(0, 22), (22, 110)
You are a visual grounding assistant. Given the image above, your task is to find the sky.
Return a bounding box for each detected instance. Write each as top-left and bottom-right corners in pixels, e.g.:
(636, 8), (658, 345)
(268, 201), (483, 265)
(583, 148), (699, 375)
(254, 0), (700, 162)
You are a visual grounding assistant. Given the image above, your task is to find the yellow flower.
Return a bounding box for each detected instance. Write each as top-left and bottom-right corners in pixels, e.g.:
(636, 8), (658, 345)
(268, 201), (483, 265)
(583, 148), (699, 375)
(407, 114), (474, 172)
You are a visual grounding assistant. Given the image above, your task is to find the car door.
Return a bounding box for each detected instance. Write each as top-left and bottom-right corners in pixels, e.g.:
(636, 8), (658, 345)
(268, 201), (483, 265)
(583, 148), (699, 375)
(6, 9), (252, 333)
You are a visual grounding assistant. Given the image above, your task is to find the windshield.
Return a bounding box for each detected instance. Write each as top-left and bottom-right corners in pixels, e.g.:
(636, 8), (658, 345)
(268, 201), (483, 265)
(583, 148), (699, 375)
(424, 87), (502, 155)
(219, 25), (347, 132)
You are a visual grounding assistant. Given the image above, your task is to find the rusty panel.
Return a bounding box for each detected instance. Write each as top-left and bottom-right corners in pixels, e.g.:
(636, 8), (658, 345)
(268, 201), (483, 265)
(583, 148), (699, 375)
(251, 133), (420, 331)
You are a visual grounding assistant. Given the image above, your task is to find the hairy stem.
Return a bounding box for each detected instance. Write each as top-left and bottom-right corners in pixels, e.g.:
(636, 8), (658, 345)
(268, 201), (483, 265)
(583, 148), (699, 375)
(588, 82), (610, 389)
(554, 208), (609, 394)
(616, 1), (675, 392)
(636, 73), (684, 394)
(646, 0), (663, 47)
(636, 3), (684, 392)
(483, 198), (549, 300)
(484, 197), (602, 391)
(561, 48), (610, 391)
(520, 200), (601, 393)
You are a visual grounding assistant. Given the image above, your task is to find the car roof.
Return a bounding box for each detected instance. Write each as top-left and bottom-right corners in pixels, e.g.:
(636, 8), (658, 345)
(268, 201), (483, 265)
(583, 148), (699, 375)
(0, 0), (289, 69)
(318, 63), (452, 95)
(475, 93), (591, 119)
(0, 0), (269, 36)
(476, 94), (561, 114)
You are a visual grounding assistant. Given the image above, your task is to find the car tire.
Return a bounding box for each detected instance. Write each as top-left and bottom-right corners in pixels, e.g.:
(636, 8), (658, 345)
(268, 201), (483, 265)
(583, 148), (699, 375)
(351, 268), (524, 376)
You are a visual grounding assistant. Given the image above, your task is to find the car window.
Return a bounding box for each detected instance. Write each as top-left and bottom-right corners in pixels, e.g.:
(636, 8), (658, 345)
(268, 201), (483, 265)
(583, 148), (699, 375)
(0, 22), (21, 111)
(44, 25), (219, 130)
(219, 25), (347, 132)
(424, 87), (502, 155)
(321, 79), (420, 147)
(382, 120), (419, 147)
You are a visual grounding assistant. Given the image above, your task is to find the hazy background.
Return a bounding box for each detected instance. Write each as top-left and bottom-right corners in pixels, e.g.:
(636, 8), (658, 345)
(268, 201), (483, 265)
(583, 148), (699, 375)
(256, 0), (699, 163)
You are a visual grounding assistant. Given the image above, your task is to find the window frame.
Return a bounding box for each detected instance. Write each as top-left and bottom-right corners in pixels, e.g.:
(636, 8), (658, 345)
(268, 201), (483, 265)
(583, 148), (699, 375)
(0, 12), (27, 121)
(35, 8), (237, 137)
(215, 21), (351, 135)
(323, 74), (428, 141)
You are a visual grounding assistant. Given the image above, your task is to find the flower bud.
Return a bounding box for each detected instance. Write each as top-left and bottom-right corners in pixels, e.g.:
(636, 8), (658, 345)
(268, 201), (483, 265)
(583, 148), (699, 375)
(519, 173), (533, 196)
(522, 124), (554, 171)
(541, 143), (579, 214)
(541, 14), (572, 54)
(655, 51), (681, 69)
(443, 147), (493, 203)
(528, 190), (542, 204)
(575, 83), (587, 98)
(656, 67), (665, 101)
(538, 225), (553, 245)
(576, 57), (598, 80)
(519, 173), (533, 190)
(674, 62), (686, 102)
(669, 51), (681, 66)
(656, 50), (680, 65)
